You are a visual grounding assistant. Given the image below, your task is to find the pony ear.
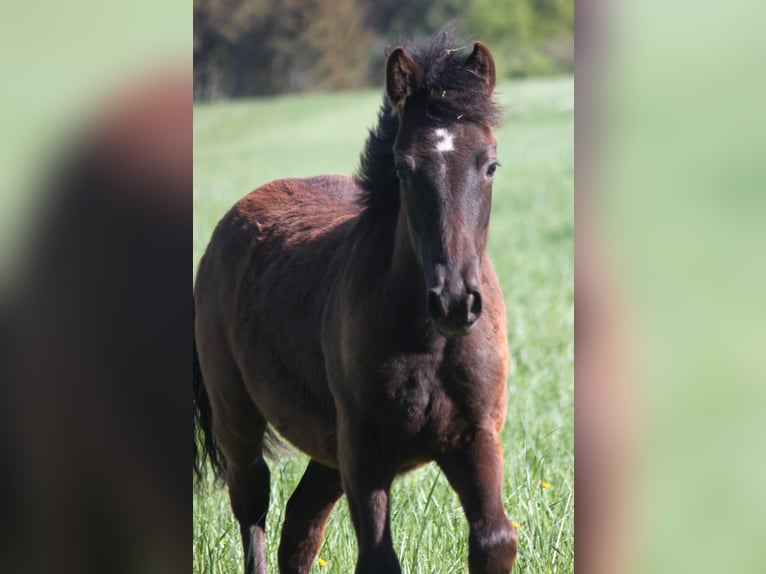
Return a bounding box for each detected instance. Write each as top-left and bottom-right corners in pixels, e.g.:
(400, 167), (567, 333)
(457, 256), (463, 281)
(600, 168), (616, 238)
(386, 47), (422, 111)
(464, 42), (496, 94)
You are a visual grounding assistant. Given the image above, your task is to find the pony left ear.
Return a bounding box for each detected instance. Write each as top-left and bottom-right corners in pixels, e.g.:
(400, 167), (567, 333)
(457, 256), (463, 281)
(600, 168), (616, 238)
(464, 42), (496, 94)
(386, 47), (422, 111)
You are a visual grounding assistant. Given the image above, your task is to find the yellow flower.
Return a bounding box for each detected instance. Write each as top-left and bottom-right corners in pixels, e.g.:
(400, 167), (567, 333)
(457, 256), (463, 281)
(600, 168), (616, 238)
(219, 539), (226, 548)
(318, 557), (328, 567)
(541, 481), (550, 489)
(512, 521), (520, 529)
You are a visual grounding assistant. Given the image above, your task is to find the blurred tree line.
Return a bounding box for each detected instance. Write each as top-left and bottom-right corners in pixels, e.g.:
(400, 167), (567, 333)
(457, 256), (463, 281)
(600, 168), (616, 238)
(193, 0), (573, 100)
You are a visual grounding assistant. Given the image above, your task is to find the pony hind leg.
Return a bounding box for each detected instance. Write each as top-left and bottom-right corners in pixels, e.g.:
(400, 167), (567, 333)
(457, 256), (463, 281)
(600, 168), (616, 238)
(198, 338), (272, 574)
(228, 455), (271, 574)
(278, 460), (344, 574)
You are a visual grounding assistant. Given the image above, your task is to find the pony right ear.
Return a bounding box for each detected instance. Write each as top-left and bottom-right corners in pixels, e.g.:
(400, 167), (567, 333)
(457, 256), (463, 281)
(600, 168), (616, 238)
(386, 47), (422, 111)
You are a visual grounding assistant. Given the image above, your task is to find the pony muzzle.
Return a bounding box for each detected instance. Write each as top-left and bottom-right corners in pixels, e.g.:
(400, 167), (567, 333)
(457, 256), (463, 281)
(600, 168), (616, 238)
(427, 284), (483, 338)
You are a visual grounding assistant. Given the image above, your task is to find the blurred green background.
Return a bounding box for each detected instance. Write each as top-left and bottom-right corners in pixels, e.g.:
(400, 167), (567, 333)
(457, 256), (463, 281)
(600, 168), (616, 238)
(598, 2), (766, 573)
(193, 0), (573, 99)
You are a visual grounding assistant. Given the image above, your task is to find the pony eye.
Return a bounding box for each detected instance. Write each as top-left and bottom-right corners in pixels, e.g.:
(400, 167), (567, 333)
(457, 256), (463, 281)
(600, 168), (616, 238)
(486, 162), (499, 178)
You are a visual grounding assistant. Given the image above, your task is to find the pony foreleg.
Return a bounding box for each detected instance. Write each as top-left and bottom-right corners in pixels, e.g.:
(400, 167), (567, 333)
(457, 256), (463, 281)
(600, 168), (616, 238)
(278, 460), (344, 574)
(344, 481), (400, 574)
(339, 431), (401, 574)
(438, 430), (517, 574)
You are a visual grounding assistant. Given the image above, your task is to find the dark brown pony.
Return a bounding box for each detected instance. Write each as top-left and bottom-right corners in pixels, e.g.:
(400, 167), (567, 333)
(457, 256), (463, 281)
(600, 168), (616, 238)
(194, 28), (516, 574)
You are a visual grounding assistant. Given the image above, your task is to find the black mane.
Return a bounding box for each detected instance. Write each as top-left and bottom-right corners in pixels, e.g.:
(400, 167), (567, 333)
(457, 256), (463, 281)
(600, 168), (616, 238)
(356, 24), (502, 214)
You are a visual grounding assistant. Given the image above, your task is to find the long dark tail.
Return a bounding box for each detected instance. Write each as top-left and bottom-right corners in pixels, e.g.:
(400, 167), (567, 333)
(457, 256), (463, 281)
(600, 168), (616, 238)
(193, 296), (227, 484)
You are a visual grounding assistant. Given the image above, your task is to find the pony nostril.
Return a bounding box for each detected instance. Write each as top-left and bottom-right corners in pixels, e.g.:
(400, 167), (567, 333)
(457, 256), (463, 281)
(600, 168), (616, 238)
(467, 290), (483, 322)
(427, 289), (446, 320)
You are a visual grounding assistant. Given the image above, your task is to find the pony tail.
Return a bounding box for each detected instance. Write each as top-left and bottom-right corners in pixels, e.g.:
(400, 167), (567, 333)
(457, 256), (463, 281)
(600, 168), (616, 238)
(193, 296), (227, 485)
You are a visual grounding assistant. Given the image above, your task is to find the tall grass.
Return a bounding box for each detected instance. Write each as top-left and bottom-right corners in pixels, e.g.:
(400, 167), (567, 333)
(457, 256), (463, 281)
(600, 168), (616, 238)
(193, 75), (573, 573)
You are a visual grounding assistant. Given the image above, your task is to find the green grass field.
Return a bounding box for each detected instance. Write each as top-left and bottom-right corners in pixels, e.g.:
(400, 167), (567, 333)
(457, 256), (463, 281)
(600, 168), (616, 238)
(193, 75), (573, 574)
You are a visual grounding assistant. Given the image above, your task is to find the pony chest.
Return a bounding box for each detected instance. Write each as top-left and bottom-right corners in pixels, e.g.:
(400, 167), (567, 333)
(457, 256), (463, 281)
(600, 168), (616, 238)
(377, 348), (504, 434)
(380, 365), (445, 434)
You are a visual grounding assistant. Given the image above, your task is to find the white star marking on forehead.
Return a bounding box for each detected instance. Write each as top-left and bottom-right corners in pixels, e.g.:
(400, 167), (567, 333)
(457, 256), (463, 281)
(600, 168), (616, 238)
(434, 128), (454, 153)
